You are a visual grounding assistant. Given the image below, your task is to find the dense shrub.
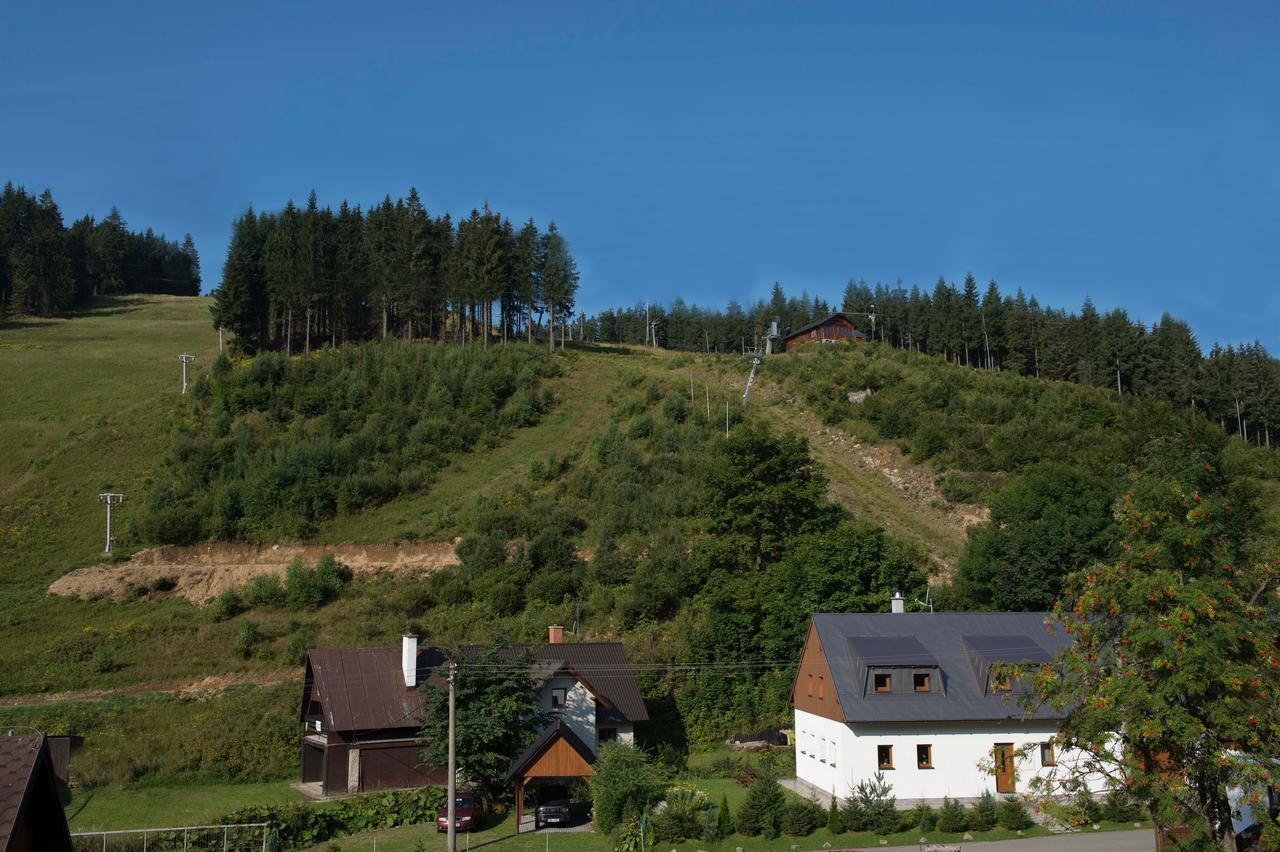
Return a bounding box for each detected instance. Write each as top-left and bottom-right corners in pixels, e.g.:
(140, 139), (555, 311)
(651, 785), (710, 842)
(848, 772), (897, 835)
(591, 743), (664, 835)
(1102, 787), (1143, 822)
(937, 796), (969, 832)
(735, 777), (785, 838)
(971, 789), (998, 831)
(827, 795), (844, 834)
(997, 796), (1034, 830)
(233, 620), (261, 659)
(717, 793), (733, 839)
(913, 802), (937, 832)
(218, 786), (445, 847)
(780, 799), (823, 836)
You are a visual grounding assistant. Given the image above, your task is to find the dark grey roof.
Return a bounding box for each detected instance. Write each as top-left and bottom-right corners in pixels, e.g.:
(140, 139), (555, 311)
(810, 612), (1070, 723)
(480, 643), (649, 723)
(503, 720), (596, 783)
(785, 312), (868, 340)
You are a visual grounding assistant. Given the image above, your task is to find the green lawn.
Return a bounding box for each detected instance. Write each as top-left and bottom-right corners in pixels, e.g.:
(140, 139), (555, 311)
(65, 780), (303, 832)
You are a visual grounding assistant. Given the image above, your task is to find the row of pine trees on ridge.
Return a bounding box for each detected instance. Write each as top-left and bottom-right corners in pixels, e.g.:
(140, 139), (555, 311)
(0, 182), (201, 317)
(596, 277), (1279, 449)
(210, 189), (580, 354)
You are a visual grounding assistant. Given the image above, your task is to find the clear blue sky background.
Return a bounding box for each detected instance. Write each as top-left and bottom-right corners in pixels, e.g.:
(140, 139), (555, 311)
(2, 1), (1276, 350)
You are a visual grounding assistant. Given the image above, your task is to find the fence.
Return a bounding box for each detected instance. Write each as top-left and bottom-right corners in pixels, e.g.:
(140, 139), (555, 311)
(71, 823), (272, 852)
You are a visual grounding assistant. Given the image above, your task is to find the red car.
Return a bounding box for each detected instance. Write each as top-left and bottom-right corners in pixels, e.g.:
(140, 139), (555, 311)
(437, 793), (478, 832)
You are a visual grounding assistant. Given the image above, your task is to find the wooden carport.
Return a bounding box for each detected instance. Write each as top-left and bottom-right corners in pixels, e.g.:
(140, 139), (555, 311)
(504, 721), (595, 833)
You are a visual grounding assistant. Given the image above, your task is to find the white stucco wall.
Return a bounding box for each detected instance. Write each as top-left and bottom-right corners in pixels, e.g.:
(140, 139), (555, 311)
(795, 709), (1104, 804)
(540, 675), (597, 751)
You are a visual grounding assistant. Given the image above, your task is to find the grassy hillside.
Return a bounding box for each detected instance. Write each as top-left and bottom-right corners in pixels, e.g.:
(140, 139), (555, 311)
(3, 300), (1276, 793)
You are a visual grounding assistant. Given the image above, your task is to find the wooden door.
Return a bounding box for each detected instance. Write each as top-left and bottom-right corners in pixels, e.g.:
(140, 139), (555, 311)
(993, 743), (1015, 793)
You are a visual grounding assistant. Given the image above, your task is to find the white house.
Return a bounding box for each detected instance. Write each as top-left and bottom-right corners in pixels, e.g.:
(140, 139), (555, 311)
(792, 606), (1103, 806)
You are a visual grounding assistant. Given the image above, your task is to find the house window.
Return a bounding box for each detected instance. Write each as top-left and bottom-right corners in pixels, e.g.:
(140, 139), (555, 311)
(831, 741), (837, 768)
(551, 687), (567, 708)
(1040, 742), (1056, 766)
(874, 673), (892, 693)
(917, 744), (933, 769)
(819, 739), (827, 764)
(913, 672), (930, 693)
(818, 676), (825, 699)
(807, 674), (813, 697)
(599, 728), (618, 743)
(990, 672), (1011, 692)
(877, 744), (894, 770)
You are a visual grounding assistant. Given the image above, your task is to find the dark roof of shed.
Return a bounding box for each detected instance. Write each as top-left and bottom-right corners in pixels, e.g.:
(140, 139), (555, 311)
(810, 612), (1070, 723)
(504, 720), (596, 783)
(306, 641), (647, 734)
(305, 645), (448, 734)
(785, 312), (867, 340)
(0, 735), (71, 852)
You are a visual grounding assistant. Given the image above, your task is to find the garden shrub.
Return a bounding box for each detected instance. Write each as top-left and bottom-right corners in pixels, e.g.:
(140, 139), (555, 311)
(591, 743), (664, 835)
(853, 771), (897, 835)
(938, 796), (969, 832)
(971, 789), (998, 831)
(780, 799), (823, 836)
(716, 793), (733, 839)
(1102, 787), (1143, 822)
(827, 795), (843, 834)
(735, 777), (784, 838)
(913, 801), (937, 832)
(218, 786), (445, 847)
(651, 785), (709, 842)
(997, 796), (1034, 830)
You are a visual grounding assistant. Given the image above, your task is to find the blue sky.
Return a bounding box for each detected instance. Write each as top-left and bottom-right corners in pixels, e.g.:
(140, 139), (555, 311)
(2, 1), (1276, 349)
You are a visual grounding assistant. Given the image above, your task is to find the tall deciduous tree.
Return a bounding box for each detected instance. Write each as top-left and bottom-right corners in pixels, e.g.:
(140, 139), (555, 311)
(418, 646), (548, 789)
(1013, 471), (1279, 850)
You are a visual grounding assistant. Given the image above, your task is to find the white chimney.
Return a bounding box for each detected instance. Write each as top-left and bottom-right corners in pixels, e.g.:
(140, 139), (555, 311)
(402, 635), (418, 688)
(890, 592), (905, 614)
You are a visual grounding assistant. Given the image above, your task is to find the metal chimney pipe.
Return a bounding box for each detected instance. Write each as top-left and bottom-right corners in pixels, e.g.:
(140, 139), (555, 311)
(891, 592), (905, 614)
(402, 635), (418, 688)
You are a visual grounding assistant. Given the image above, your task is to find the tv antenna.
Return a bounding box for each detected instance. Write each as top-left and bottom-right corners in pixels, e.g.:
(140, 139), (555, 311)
(914, 586), (934, 613)
(179, 354), (196, 394)
(97, 492), (125, 554)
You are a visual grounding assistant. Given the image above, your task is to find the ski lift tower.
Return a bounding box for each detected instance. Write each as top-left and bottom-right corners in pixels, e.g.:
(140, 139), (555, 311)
(741, 319), (781, 406)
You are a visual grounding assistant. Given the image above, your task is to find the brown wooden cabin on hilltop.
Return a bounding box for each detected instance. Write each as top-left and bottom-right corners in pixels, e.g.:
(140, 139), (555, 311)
(783, 312), (867, 351)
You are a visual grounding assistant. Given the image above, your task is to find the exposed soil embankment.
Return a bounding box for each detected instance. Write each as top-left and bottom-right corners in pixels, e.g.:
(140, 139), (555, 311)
(49, 540), (460, 604)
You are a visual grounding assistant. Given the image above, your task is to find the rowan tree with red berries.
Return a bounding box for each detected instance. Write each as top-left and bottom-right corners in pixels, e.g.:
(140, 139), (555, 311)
(1010, 460), (1280, 851)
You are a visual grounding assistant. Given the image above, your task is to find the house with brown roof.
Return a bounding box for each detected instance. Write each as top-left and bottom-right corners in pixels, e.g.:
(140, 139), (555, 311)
(0, 735), (72, 852)
(300, 626), (647, 798)
(783, 312), (867, 351)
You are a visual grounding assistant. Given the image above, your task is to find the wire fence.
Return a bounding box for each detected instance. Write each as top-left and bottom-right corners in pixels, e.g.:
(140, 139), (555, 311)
(71, 823), (272, 852)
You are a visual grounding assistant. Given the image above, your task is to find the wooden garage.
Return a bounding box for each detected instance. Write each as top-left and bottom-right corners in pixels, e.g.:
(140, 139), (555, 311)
(504, 721), (596, 833)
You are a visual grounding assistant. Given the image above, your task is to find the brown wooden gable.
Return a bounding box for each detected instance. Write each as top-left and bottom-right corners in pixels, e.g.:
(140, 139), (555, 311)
(790, 620), (844, 722)
(525, 736), (594, 779)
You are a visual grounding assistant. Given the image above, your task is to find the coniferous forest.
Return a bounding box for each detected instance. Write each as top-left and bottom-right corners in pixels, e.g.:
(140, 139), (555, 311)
(210, 189), (580, 355)
(0, 182), (201, 317)
(595, 276), (1280, 448)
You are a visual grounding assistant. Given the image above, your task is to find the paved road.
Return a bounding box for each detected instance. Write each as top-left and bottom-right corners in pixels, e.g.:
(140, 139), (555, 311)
(951, 828), (1154, 852)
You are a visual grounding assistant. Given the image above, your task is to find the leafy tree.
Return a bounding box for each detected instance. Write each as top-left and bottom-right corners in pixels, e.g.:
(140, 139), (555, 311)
(958, 463), (1117, 610)
(704, 426), (837, 570)
(1012, 471), (1279, 850)
(418, 646), (548, 788)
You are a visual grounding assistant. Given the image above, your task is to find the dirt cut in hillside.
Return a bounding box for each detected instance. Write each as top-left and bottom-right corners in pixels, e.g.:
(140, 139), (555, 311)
(48, 540), (460, 604)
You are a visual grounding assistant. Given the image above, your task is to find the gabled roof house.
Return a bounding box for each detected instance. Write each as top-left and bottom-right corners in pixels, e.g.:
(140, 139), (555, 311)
(792, 606), (1101, 805)
(301, 626), (647, 805)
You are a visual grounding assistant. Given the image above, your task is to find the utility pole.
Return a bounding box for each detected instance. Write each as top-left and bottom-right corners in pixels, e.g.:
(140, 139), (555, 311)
(645, 303), (651, 347)
(724, 399), (729, 436)
(218, 327), (224, 354)
(97, 493), (124, 554)
(980, 310), (991, 370)
(447, 660), (458, 852)
(179, 354), (196, 394)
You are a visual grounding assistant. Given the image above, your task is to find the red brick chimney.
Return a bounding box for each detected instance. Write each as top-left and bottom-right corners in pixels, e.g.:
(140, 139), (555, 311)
(548, 625), (564, 644)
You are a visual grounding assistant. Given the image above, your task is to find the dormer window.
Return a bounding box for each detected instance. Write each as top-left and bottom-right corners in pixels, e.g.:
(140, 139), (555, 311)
(874, 673), (892, 693)
(551, 687), (567, 708)
(913, 672), (931, 692)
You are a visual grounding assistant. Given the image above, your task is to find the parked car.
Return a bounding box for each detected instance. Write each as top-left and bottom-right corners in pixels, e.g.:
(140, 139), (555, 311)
(534, 783), (571, 829)
(436, 793), (478, 832)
